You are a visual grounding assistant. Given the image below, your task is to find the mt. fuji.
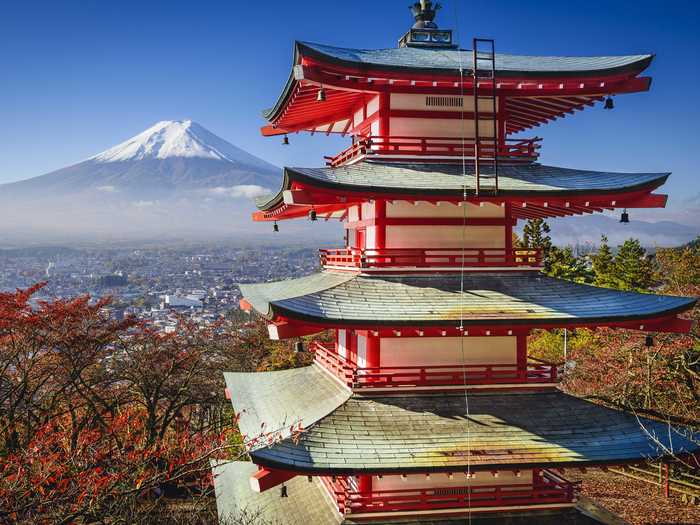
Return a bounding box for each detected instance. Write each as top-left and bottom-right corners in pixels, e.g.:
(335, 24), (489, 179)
(0, 121), (299, 241)
(1, 120), (280, 201)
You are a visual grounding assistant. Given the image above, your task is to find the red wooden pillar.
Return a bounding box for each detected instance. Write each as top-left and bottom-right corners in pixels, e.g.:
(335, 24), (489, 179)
(366, 333), (381, 370)
(504, 204), (513, 261)
(516, 333), (528, 380)
(378, 92), (390, 141)
(374, 199), (387, 251)
(358, 475), (372, 493)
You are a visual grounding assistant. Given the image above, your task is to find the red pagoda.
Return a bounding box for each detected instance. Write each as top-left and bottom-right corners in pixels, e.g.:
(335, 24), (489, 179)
(213, 3), (698, 523)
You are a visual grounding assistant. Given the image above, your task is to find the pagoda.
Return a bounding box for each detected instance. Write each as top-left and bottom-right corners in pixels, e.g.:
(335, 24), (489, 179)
(213, 3), (699, 523)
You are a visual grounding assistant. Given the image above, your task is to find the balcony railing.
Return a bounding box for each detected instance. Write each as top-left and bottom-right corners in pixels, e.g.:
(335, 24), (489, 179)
(312, 341), (558, 389)
(325, 136), (541, 167)
(322, 470), (577, 515)
(319, 247), (543, 270)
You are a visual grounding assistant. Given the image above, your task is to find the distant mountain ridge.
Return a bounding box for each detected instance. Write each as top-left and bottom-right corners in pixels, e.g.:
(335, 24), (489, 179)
(0, 120), (310, 241)
(0, 120), (280, 200)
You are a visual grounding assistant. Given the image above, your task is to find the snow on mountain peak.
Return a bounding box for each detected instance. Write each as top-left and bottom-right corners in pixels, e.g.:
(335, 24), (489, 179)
(89, 120), (272, 170)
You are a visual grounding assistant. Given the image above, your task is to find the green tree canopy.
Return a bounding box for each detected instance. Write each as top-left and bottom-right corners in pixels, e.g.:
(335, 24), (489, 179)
(591, 235), (616, 288)
(612, 238), (654, 291)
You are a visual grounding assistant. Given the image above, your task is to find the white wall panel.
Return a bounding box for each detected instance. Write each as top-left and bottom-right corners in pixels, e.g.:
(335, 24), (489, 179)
(379, 337), (516, 367)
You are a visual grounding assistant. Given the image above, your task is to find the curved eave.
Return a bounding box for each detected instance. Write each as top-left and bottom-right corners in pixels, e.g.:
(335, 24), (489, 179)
(262, 41), (654, 129)
(297, 41), (654, 80)
(223, 370), (699, 474)
(252, 164), (670, 221)
(240, 272), (696, 332)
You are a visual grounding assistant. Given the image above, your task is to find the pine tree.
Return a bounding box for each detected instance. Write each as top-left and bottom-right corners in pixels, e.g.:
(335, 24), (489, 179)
(522, 218), (552, 269)
(613, 238), (654, 291)
(546, 246), (591, 282)
(591, 235), (615, 287)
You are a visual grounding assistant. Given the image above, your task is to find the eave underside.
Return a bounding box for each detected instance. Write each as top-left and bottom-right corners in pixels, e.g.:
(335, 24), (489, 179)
(224, 366), (698, 474)
(264, 42), (653, 136)
(253, 162), (669, 221)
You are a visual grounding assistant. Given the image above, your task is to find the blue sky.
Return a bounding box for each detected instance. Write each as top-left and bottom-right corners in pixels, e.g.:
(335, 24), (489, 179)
(1, 0), (699, 222)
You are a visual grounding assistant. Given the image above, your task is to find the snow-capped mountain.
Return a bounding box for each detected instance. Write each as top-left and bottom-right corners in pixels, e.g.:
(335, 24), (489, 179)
(0, 121), (307, 241)
(90, 120), (276, 169)
(0, 120), (280, 200)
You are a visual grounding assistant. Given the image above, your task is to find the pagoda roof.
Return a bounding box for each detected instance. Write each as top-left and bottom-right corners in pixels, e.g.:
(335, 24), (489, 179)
(239, 271), (695, 329)
(212, 461), (603, 525)
(297, 41), (652, 79)
(255, 161), (669, 218)
(225, 365), (699, 474)
(263, 42), (653, 135)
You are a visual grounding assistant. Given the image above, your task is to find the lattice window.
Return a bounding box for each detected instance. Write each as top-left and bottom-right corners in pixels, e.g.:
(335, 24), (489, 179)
(425, 96), (464, 108)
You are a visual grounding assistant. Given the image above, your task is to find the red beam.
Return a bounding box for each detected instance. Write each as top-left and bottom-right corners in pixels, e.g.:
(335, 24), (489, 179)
(250, 467), (298, 493)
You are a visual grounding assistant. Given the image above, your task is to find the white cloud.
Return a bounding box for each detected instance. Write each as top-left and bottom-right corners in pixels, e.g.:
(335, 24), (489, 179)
(133, 200), (157, 208)
(208, 185), (269, 199)
(96, 185), (118, 193)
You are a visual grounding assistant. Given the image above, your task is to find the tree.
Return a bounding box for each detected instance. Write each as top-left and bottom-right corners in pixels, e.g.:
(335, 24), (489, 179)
(546, 246), (591, 283)
(613, 238), (654, 291)
(656, 241), (700, 292)
(591, 235), (616, 288)
(522, 218), (553, 271)
(0, 284), (291, 523)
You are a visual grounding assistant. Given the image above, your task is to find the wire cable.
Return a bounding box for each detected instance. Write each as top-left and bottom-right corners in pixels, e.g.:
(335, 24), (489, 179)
(452, 2), (472, 523)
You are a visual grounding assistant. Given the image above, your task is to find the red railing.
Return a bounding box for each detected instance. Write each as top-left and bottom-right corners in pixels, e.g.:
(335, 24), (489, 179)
(312, 341), (558, 388)
(319, 247), (542, 270)
(325, 136), (541, 167)
(322, 470), (577, 515)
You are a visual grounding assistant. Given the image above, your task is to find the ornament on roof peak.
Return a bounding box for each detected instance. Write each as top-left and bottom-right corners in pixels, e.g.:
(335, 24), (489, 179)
(410, 0), (441, 29)
(400, 1), (455, 48)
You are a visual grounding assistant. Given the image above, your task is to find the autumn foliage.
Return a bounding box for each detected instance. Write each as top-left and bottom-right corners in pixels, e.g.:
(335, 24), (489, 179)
(0, 283), (301, 524)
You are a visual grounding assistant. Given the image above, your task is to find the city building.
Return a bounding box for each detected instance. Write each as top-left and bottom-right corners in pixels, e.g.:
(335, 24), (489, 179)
(213, 3), (698, 523)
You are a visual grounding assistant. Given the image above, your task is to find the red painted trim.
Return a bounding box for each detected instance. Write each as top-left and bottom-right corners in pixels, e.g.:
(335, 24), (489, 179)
(255, 178), (668, 222)
(263, 313), (694, 340)
(345, 217), (515, 229)
(251, 467), (297, 493)
(374, 199), (387, 249)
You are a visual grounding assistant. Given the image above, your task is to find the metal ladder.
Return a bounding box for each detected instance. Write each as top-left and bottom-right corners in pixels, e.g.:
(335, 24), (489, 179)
(472, 38), (499, 195)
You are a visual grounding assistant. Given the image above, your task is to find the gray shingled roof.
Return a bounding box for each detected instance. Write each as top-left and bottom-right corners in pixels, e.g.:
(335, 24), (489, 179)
(263, 42), (653, 121)
(299, 41), (653, 77)
(212, 460), (342, 525)
(255, 162), (669, 210)
(224, 366), (698, 474)
(212, 461), (605, 525)
(240, 271), (695, 327)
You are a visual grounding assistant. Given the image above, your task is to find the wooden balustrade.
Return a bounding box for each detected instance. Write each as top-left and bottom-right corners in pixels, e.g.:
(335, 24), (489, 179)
(311, 341), (558, 388)
(325, 136), (541, 167)
(322, 472), (576, 514)
(319, 247), (543, 270)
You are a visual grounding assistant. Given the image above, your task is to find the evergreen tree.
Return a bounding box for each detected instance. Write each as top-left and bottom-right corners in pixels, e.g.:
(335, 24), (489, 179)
(613, 238), (654, 291)
(522, 218), (552, 269)
(546, 246), (591, 283)
(591, 235), (616, 287)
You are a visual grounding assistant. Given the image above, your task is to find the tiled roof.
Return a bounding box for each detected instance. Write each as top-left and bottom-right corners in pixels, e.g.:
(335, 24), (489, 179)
(298, 41), (653, 77)
(239, 271), (695, 326)
(212, 460), (342, 525)
(255, 162), (669, 210)
(224, 364), (350, 445)
(224, 366), (699, 474)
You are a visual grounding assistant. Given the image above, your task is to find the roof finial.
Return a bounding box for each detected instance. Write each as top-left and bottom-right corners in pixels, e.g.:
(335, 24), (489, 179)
(410, 1), (441, 29)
